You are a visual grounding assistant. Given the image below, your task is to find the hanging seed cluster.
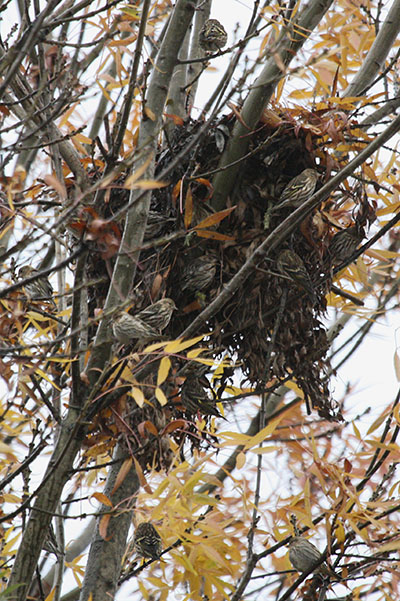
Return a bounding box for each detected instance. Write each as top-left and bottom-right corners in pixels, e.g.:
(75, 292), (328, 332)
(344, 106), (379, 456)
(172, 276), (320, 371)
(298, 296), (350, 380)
(75, 109), (373, 463)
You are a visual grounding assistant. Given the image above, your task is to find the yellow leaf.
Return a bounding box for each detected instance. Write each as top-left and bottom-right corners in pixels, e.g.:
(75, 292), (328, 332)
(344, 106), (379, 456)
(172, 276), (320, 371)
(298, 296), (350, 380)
(236, 452), (246, 469)
(352, 422), (361, 439)
(155, 387), (168, 406)
(243, 418), (282, 450)
(367, 413), (387, 435)
(123, 154), (153, 186)
(45, 588), (56, 601)
(111, 458), (133, 495)
(120, 6), (140, 18)
(377, 540), (400, 553)
(99, 515), (111, 540)
(164, 335), (205, 354)
(124, 178), (168, 190)
(194, 206), (236, 229)
(195, 230), (235, 241)
(92, 492), (113, 507)
(144, 106), (156, 121)
(187, 346), (208, 359)
(394, 350), (400, 381)
(133, 456), (152, 493)
(142, 340), (169, 353)
(130, 386), (145, 407)
(250, 446), (279, 454)
(289, 89), (312, 99)
(157, 356), (171, 386)
(184, 186), (193, 229)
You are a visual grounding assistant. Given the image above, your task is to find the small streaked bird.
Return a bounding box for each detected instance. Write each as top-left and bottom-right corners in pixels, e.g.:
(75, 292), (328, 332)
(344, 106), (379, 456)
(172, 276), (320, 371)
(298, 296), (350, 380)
(181, 254), (217, 294)
(199, 18), (228, 53)
(328, 225), (365, 266)
(276, 168), (319, 210)
(144, 210), (174, 241)
(112, 311), (159, 344)
(18, 265), (56, 309)
(135, 298), (176, 332)
(134, 522), (162, 560)
(277, 249), (315, 302)
(288, 537), (339, 579)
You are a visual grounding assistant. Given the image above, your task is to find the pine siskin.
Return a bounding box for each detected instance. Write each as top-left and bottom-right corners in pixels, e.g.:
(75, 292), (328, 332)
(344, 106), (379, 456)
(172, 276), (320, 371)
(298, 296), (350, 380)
(277, 249), (315, 301)
(135, 298), (177, 332)
(199, 19), (228, 53)
(181, 254), (217, 294)
(144, 210), (174, 241)
(288, 537), (339, 579)
(328, 225), (364, 266)
(134, 522), (162, 560)
(43, 523), (64, 557)
(277, 168), (319, 210)
(18, 266), (56, 309)
(112, 311), (159, 344)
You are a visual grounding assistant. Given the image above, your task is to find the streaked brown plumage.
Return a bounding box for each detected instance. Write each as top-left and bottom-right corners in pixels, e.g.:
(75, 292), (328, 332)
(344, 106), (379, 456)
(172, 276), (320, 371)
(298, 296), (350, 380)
(181, 254), (217, 294)
(112, 311), (159, 344)
(18, 266), (56, 309)
(144, 210), (174, 241)
(277, 169), (319, 209)
(288, 537), (339, 579)
(328, 225), (364, 265)
(134, 522), (162, 560)
(199, 19), (228, 52)
(135, 298), (176, 332)
(277, 249), (315, 301)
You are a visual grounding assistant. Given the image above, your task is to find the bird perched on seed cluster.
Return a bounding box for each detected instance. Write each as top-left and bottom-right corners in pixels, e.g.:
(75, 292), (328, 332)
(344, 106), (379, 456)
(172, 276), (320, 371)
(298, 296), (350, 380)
(276, 168), (319, 210)
(181, 254), (218, 294)
(134, 522), (162, 560)
(328, 224), (365, 266)
(134, 298), (176, 331)
(112, 298), (176, 344)
(199, 18), (228, 53)
(277, 249), (315, 302)
(288, 537), (339, 579)
(18, 266), (56, 309)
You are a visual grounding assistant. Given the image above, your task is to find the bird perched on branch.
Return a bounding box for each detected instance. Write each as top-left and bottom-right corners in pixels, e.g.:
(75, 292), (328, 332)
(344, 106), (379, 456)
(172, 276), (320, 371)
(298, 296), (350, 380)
(112, 311), (159, 344)
(181, 254), (218, 295)
(112, 299), (176, 344)
(328, 224), (365, 266)
(199, 19), (228, 53)
(288, 537), (340, 579)
(276, 168), (319, 210)
(134, 522), (162, 560)
(277, 249), (315, 302)
(135, 298), (176, 332)
(18, 266), (56, 309)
